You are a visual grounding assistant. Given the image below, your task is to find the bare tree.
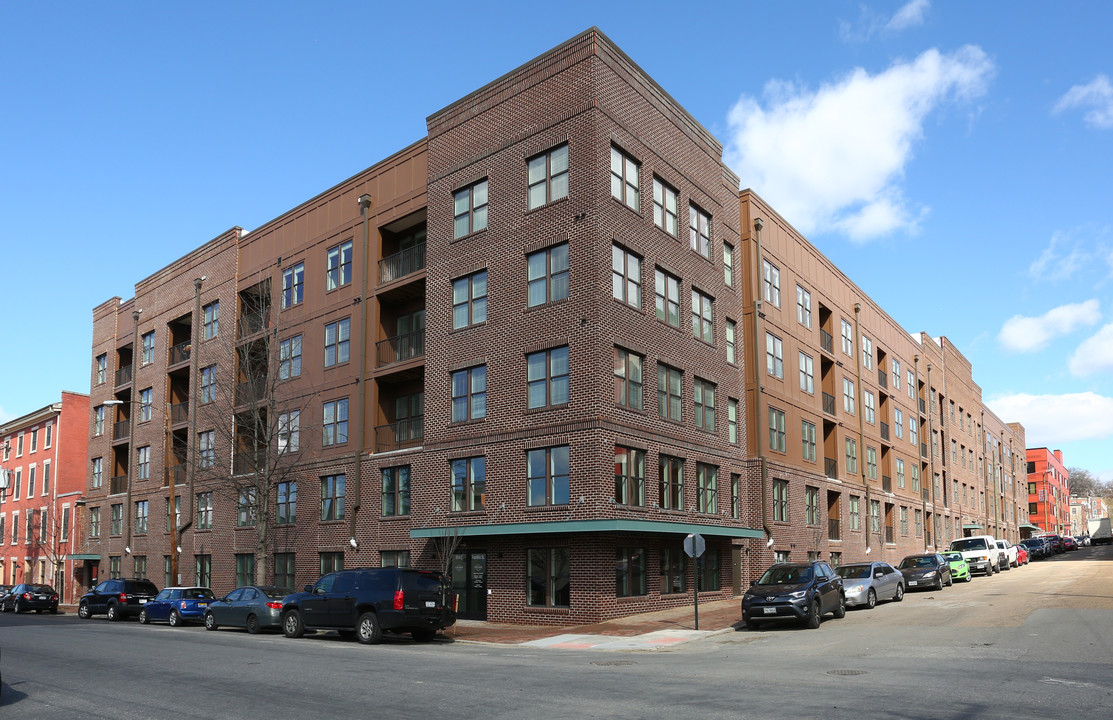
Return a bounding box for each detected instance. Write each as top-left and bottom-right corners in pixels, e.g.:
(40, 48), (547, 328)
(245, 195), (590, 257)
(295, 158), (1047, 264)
(188, 280), (323, 586)
(27, 508), (64, 586)
(431, 524), (464, 578)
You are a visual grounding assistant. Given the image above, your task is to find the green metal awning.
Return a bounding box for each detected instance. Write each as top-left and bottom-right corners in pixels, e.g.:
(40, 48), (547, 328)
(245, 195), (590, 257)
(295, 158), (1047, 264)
(1019, 524), (1043, 532)
(67, 553), (101, 560)
(962, 524), (984, 530)
(411, 518), (763, 540)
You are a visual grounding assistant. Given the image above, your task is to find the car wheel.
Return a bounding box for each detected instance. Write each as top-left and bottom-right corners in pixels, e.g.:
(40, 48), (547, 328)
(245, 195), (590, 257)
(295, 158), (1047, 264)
(894, 584), (905, 602)
(49, 606), (58, 614)
(205, 612), (218, 631)
(106, 603), (119, 622)
(833, 594), (846, 619)
(139, 608), (150, 624)
(13, 600), (22, 614)
(866, 589), (877, 609)
(356, 611), (383, 645)
(946, 573), (953, 587)
(35, 609), (44, 614)
(169, 610), (181, 627)
(282, 610), (304, 639)
(965, 573), (973, 582)
(743, 616), (762, 631)
(804, 600), (821, 629)
(935, 575), (944, 591)
(246, 614), (260, 635)
(412, 628), (436, 642)
(78, 602), (91, 619)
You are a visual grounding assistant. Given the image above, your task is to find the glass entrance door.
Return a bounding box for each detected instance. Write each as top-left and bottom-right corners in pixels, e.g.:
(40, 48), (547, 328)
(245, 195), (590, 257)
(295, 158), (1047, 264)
(451, 550), (487, 621)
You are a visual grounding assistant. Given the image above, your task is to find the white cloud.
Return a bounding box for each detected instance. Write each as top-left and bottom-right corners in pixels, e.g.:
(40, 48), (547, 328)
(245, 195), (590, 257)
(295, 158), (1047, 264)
(1028, 231), (1089, 282)
(1069, 322), (1113, 377)
(1054, 75), (1113, 129)
(725, 46), (993, 241)
(987, 392), (1113, 445)
(997, 300), (1101, 353)
(887, 0), (931, 31)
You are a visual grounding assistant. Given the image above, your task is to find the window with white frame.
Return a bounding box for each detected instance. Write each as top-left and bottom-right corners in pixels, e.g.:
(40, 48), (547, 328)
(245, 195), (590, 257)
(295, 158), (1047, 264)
(796, 286), (811, 328)
(326, 240), (354, 290)
(841, 319), (853, 356)
(279, 335), (302, 379)
(801, 420), (817, 462)
(282, 263), (304, 308)
(863, 390), (875, 424)
(862, 336), (873, 369)
(762, 259), (780, 307)
(892, 360), (901, 390)
(843, 378), (856, 414)
(799, 352), (814, 393)
(766, 333), (784, 379)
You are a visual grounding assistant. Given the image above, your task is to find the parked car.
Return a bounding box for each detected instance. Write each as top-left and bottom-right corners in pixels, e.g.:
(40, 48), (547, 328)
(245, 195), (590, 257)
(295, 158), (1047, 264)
(0, 586), (10, 604)
(281, 568), (456, 644)
(205, 585), (293, 633)
(834, 561), (904, 609)
(78, 578), (160, 621)
(1019, 538), (1047, 559)
(1, 584), (59, 613)
(942, 552), (972, 582)
(1062, 536), (1079, 551)
(139, 587), (215, 626)
(741, 561), (845, 630)
(948, 536), (1001, 576)
(996, 540), (1019, 569)
(898, 554), (953, 590)
(1015, 545), (1029, 565)
(1039, 534), (1065, 553)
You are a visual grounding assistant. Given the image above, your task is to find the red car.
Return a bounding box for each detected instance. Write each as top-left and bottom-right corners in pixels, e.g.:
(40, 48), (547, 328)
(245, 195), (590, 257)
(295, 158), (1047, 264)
(1015, 545), (1029, 565)
(1062, 536), (1079, 551)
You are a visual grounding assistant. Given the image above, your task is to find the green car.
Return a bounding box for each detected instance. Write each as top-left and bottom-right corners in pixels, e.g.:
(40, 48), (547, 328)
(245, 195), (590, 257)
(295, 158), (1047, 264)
(943, 552), (972, 582)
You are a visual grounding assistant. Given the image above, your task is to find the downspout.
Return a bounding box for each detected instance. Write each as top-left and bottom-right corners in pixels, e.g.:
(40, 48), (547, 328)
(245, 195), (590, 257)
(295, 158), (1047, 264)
(852, 303), (872, 555)
(177, 276), (204, 543)
(914, 355), (929, 550)
(751, 217), (772, 548)
(124, 308), (141, 554)
(924, 362), (938, 540)
(349, 194), (373, 549)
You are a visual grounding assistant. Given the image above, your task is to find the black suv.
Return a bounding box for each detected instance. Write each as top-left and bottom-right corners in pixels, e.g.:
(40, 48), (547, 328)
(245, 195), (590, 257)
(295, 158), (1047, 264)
(281, 567), (455, 644)
(741, 561), (845, 630)
(78, 578), (160, 621)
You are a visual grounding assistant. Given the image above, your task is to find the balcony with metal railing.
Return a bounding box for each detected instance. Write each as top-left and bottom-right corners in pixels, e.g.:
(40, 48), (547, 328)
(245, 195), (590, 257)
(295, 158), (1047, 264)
(233, 449), (269, 476)
(376, 331), (425, 368)
(878, 369), (888, 389)
(115, 365), (133, 387)
(822, 392), (836, 416)
(375, 417), (424, 452)
(170, 402), (189, 425)
(379, 242), (426, 284)
(235, 377), (268, 406)
(880, 422), (890, 441)
(237, 311), (270, 340)
(110, 474), (128, 495)
(113, 419), (130, 441)
(820, 329), (834, 354)
(168, 341), (191, 367)
(828, 518), (841, 540)
(164, 464), (186, 488)
(919, 398), (926, 413)
(921, 442), (928, 458)
(825, 456), (838, 479)
(882, 475), (892, 493)
(885, 526), (895, 544)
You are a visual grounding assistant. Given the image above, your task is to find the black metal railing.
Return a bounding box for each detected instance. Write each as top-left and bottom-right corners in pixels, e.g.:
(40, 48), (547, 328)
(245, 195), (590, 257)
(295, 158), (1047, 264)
(919, 398), (926, 413)
(828, 518), (841, 541)
(921, 442), (928, 458)
(110, 475), (128, 495)
(822, 392), (836, 416)
(820, 329), (834, 354)
(375, 418), (424, 452)
(376, 331), (425, 367)
(880, 422), (890, 441)
(825, 457), (838, 479)
(878, 369), (888, 389)
(237, 311), (270, 339)
(235, 378), (268, 406)
(113, 420), (130, 441)
(885, 526), (895, 544)
(168, 341), (191, 366)
(170, 402), (189, 424)
(922, 487), (930, 501)
(164, 464), (186, 488)
(379, 242), (426, 284)
(233, 450), (269, 476)
(115, 365), (132, 386)
(882, 475), (892, 493)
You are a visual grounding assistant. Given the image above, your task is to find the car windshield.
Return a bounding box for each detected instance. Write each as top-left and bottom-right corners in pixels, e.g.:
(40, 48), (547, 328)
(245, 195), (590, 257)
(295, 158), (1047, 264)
(758, 566), (812, 585)
(899, 556), (934, 569)
(28, 585), (55, 593)
(261, 586), (294, 599)
(950, 539), (987, 551)
(835, 565), (871, 579)
(943, 553), (963, 563)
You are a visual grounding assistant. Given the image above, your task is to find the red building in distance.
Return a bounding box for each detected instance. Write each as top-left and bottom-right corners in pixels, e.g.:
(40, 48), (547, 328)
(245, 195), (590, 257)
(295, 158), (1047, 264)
(1025, 447), (1070, 536)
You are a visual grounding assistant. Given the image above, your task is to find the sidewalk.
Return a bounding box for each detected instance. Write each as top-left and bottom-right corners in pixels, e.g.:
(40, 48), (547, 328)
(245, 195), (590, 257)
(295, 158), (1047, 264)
(446, 597), (744, 650)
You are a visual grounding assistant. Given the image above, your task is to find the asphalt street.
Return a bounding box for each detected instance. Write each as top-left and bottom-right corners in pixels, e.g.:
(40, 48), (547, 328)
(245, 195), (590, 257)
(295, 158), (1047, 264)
(2, 545), (1111, 719)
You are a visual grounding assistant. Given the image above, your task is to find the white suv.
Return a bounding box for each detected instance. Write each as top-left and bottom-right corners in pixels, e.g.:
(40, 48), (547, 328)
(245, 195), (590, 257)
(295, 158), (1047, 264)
(996, 540), (1019, 569)
(948, 536), (1002, 576)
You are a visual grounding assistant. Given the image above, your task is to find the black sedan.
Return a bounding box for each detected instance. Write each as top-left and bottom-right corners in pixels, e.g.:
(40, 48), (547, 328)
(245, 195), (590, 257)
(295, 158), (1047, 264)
(1, 583), (59, 613)
(898, 554), (953, 591)
(204, 585), (294, 633)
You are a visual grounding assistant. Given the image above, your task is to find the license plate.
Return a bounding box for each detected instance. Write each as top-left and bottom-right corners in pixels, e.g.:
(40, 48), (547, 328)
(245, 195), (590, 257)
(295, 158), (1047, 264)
(763, 607), (777, 615)
(138, 599), (147, 604)
(425, 601), (436, 608)
(908, 581), (918, 586)
(36, 595), (47, 600)
(198, 603), (207, 607)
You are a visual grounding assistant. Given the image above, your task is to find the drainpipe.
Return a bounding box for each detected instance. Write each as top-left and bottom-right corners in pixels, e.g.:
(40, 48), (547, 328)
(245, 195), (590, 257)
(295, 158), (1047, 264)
(177, 276), (204, 547)
(914, 355), (929, 550)
(751, 217), (772, 550)
(924, 362), (938, 543)
(350, 194), (373, 549)
(124, 308), (141, 554)
(852, 303), (873, 556)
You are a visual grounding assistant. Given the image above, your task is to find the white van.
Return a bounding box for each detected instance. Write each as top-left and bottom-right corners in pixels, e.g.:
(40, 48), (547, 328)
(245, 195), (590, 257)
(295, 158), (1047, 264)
(948, 536), (1002, 576)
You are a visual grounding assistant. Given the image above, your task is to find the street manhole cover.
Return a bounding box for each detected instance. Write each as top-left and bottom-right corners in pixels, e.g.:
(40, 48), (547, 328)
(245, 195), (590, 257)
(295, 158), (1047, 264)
(592, 661), (636, 666)
(827, 670), (868, 676)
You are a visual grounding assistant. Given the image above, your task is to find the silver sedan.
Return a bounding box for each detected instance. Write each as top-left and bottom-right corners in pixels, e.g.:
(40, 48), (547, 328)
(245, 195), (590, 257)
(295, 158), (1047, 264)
(834, 561), (905, 609)
(204, 585), (294, 634)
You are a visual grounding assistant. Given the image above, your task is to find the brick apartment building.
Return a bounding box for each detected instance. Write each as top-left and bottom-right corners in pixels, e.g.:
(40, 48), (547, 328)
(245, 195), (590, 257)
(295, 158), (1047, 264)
(82, 28), (1027, 624)
(737, 192), (1028, 571)
(1026, 448), (1070, 536)
(0, 391), (90, 602)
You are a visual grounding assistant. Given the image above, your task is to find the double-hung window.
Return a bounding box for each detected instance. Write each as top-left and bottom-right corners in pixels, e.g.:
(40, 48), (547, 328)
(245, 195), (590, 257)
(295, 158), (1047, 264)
(451, 366), (486, 422)
(527, 445), (570, 507)
(802, 420), (817, 461)
(527, 244), (569, 307)
(203, 301), (219, 339)
(768, 408), (786, 452)
(655, 269), (681, 327)
(139, 387), (153, 421)
(691, 289), (714, 343)
(276, 482), (296, 525)
(527, 144), (569, 209)
(694, 378), (716, 432)
(841, 319), (854, 356)
(382, 466), (410, 517)
(724, 244), (734, 286)
(689, 204), (711, 258)
(197, 430), (215, 469)
(763, 260), (780, 307)
(324, 318), (350, 367)
(141, 332), (155, 365)
(322, 399), (349, 446)
(321, 474), (345, 521)
(282, 263), (304, 308)
(454, 179), (488, 239)
(200, 365), (216, 404)
(614, 447), (645, 506)
(196, 492), (213, 529)
(657, 364), (682, 422)
(136, 446), (150, 480)
(766, 333), (783, 378)
(653, 178), (678, 236)
(613, 348), (643, 410)
(451, 457), (485, 512)
(526, 346), (569, 409)
(326, 240), (353, 290)
(610, 146), (640, 210)
(797, 286), (812, 327)
(278, 411), (300, 453)
(279, 336), (302, 379)
(864, 391), (875, 424)
(726, 320), (737, 363)
(452, 271), (487, 329)
(611, 244), (642, 308)
(843, 378), (856, 414)
(799, 352), (814, 393)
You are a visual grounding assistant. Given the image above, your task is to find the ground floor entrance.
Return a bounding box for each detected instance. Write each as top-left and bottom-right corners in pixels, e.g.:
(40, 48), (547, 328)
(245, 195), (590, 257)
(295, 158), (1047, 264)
(451, 550), (487, 621)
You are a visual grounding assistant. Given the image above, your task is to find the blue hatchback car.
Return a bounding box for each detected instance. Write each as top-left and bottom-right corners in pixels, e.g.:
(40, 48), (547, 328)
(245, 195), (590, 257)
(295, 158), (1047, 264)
(139, 587), (215, 627)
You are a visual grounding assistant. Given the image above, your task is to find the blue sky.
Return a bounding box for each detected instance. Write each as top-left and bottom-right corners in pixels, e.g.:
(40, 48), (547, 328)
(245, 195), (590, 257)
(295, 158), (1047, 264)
(2, 1), (1111, 480)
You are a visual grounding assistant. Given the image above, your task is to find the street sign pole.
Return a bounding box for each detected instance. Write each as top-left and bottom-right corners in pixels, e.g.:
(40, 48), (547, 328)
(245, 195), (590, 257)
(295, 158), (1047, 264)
(684, 533), (706, 630)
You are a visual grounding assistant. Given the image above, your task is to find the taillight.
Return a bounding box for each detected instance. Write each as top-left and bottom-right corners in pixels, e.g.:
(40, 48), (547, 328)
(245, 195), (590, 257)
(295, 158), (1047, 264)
(23, 592), (31, 600)
(266, 601), (282, 610)
(119, 593), (129, 602)
(393, 589), (404, 611)
(180, 601), (188, 610)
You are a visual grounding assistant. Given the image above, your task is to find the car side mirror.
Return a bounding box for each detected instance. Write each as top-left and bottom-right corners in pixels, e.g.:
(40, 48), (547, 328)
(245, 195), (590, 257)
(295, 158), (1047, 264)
(874, 571), (884, 578)
(749, 579), (756, 587)
(304, 584), (314, 593)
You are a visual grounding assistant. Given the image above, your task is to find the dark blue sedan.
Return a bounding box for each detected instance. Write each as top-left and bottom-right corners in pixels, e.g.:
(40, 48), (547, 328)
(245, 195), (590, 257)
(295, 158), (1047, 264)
(138, 587), (215, 627)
